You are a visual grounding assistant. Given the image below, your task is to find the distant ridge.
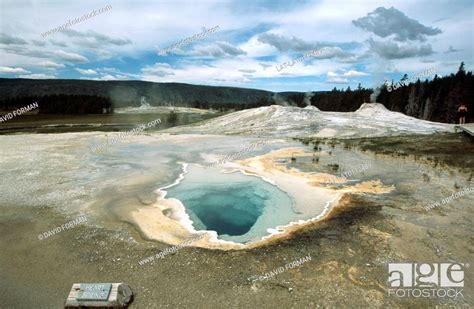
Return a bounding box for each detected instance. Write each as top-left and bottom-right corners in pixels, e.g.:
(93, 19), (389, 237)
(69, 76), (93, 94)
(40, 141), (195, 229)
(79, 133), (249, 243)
(0, 78), (274, 109)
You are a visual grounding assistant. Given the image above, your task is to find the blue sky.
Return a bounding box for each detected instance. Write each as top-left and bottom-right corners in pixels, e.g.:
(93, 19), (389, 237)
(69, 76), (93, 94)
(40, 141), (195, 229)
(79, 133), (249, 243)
(0, 0), (472, 92)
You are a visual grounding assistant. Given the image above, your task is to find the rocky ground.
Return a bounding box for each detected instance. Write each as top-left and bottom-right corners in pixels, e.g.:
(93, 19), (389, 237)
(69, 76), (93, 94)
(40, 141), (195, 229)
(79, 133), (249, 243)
(0, 106), (472, 308)
(1, 133), (472, 308)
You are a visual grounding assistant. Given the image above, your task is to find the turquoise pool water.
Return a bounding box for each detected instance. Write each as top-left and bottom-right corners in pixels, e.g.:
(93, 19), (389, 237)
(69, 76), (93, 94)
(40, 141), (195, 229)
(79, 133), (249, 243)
(165, 165), (302, 243)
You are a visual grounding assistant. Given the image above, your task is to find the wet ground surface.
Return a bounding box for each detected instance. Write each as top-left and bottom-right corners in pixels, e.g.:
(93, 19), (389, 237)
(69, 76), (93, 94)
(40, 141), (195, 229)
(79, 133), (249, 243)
(0, 112), (221, 134)
(0, 133), (473, 308)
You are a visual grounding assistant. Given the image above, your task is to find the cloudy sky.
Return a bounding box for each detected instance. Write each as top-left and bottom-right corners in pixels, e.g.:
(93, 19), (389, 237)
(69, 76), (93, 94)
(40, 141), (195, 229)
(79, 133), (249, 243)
(0, 0), (472, 92)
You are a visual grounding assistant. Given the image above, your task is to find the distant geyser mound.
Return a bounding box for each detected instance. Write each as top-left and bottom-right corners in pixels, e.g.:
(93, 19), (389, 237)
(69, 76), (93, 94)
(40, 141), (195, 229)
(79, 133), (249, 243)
(303, 105), (321, 111)
(168, 104), (452, 138)
(355, 103), (390, 117)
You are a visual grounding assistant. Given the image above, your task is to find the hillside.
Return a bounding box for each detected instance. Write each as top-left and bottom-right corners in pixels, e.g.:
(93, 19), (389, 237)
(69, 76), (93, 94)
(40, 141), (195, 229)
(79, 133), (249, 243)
(0, 78), (273, 109)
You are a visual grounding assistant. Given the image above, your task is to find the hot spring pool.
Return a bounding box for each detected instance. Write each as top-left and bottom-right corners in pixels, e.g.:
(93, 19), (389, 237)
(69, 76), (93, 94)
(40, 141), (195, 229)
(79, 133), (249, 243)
(164, 165), (305, 243)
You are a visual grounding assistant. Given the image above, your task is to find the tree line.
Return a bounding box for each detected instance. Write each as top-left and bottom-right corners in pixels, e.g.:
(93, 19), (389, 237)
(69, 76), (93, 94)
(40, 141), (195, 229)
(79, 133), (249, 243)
(285, 62), (472, 124)
(0, 94), (113, 114)
(377, 62), (472, 123)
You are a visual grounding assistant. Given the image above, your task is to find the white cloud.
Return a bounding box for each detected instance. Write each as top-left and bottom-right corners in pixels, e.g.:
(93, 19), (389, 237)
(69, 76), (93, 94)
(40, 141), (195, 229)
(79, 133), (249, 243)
(0, 66), (30, 74)
(38, 61), (65, 69)
(141, 63), (175, 77)
(54, 50), (88, 63)
(82, 74), (119, 81)
(326, 71), (348, 84)
(326, 69), (369, 83)
(18, 73), (56, 79)
(343, 70), (369, 77)
(240, 36), (277, 58)
(188, 41), (246, 57)
(76, 68), (97, 75)
(100, 74), (117, 80)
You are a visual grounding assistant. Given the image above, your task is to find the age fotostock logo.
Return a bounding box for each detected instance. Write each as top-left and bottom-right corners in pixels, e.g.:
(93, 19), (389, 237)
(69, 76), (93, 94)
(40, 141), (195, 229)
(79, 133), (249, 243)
(387, 263), (466, 299)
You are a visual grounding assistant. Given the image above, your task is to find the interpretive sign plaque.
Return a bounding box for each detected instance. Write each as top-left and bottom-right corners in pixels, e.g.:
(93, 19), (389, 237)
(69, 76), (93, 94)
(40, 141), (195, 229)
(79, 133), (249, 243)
(65, 282), (133, 308)
(77, 283), (112, 301)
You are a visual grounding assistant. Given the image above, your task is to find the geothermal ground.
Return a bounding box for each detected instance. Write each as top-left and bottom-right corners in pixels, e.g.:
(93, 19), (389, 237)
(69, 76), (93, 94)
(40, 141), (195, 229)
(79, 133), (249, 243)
(0, 105), (472, 308)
